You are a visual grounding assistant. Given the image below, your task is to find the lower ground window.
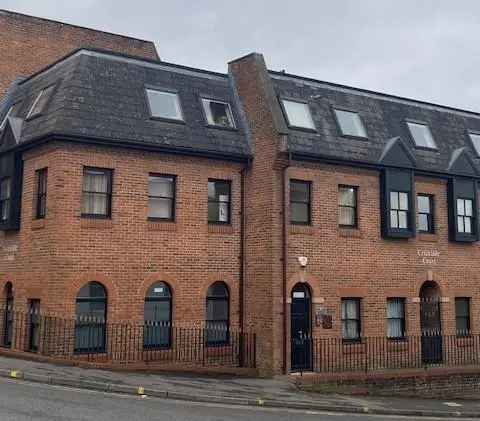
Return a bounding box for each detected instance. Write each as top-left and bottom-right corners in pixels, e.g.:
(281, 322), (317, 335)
(387, 298), (406, 339)
(144, 282), (172, 348)
(205, 282), (229, 346)
(455, 297), (471, 336)
(341, 298), (361, 341)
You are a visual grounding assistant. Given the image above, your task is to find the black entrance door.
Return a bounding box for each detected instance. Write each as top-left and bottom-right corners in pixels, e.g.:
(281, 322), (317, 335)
(291, 283), (312, 371)
(420, 286), (443, 364)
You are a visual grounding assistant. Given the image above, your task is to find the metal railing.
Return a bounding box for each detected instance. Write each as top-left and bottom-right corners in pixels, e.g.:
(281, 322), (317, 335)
(292, 334), (480, 373)
(0, 308), (256, 369)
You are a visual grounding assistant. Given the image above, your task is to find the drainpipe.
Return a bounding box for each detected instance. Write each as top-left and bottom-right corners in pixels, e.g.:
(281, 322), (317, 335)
(239, 160), (249, 366)
(282, 153), (291, 374)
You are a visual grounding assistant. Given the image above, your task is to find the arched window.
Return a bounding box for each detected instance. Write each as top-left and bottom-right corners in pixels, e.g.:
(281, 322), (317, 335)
(205, 282), (229, 346)
(144, 282), (172, 349)
(3, 282), (13, 348)
(74, 282), (107, 354)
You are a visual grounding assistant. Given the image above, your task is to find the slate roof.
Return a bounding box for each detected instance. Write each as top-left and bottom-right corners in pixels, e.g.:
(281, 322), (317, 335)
(0, 49), (251, 160)
(270, 71), (480, 176)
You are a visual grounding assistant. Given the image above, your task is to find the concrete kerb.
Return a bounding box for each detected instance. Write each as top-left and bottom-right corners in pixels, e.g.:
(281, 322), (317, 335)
(0, 368), (478, 419)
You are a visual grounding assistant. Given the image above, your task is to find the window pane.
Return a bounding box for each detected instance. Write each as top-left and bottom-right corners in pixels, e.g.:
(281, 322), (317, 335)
(455, 298), (469, 317)
(144, 301), (170, 322)
(399, 193), (408, 211)
(339, 207), (355, 226)
(390, 210), (398, 228)
(398, 211), (408, 229)
(334, 109), (367, 137)
(0, 178), (11, 200)
(390, 192), (399, 210)
(342, 299), (358, 319)
(282, 100), (315, 129)
(417, 196), (430, 213)
(291, 203), (309, 223)
(202, 99), (235, 128)
(82, 192), (107, 215)
(83, 170), (108, 193)
(146, 89), (182, 120)
(342, 320), (359, 340)
(418, 213), (429, 232)
(149, 176), (173, 198)
(407, 122), (437, 148)
(387, 298), (404, 318)
(27, 85), (55, 118)
(469, 133), (480, 156)
(339, 187), (355, 206)
(464, 217), (472, 233)
(457, 216), (465, 232)
(457, 199), (465, 216)
(148, 198), (172, 219)
(208, 181), (230, 201)
(291, 181), (309, 203)
(0, 106), (13, 131)
(387, 319), (404, 338)
(208, 202), (219, 222)
(465, 199), (473, 217)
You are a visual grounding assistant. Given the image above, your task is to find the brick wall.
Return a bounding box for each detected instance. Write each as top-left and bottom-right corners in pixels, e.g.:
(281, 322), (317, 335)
(0, 9), (159, 96)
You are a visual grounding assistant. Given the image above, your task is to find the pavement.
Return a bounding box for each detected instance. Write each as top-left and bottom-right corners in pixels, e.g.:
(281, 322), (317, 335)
(0, 355), (479, 419)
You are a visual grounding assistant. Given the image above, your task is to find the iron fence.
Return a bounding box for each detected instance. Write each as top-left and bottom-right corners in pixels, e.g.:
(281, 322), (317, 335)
(293, 334), (480, 373)
(0, 308), (256, 369)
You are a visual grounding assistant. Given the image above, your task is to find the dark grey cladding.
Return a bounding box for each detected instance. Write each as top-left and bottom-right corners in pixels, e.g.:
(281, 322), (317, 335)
(271, 72), (480, 176)
(0, 50), (251, 159)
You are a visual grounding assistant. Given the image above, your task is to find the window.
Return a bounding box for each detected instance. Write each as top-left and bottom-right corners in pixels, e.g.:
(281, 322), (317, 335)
(334, 109), (367, 138)
(457, 198), (473, 234)
(28, 299), (40, 352)
(455, 298), (471, 336)
(0, 178), (11, 222)
(206, 282), (229, 346)
(338, 185), (357, 227)
(148, 175), (175, 220)
(81, 168), (112, 218)
(0, 106), (13, 132)
(341, 298), (361, 341)
(290, 180), (311, 225)
(74, 282), (107, 353)
(26, 85), (55, 119)
(201, 98), (235, 128)
(208, 180), (231, 224)
(146, 89), (183, 121)
(3, 282), (13, 348)
(281, 99), (315, 130)
(406, 121), (437, 149)
(390, 191), (409, 229)
(417, 194), (434, 233)
(468, 132), (480, 156)
(144, 282), (172, 349)
(387, 298), (406, 339)
(35, 168), (48, 219)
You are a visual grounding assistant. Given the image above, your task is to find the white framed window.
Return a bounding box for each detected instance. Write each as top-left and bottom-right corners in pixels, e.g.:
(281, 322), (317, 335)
(281, 99), (315, 130)
(146, 89), (183, 121)
(148, 174), (175, 220)
(406, 121), (437, 149)
(27, 85), (55, 119)
(334, 109), (367, 138)
(201, 99), (235, 128)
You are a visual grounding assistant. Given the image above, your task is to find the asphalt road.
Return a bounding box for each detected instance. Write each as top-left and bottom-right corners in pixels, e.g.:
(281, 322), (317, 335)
(0, 377), (476, 421)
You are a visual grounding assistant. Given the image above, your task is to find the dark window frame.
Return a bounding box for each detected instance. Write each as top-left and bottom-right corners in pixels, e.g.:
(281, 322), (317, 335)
(3, 282), (13, 348)
(417, 194), (434, 234)
(144, 282), (172, 349)
(290, 179), (312, 225)
(405, 119), (438, 151)
(81, 167), (113, 219)
(279, 96), (317, 133)
(341, 298), (361, 343)
(200, 96), (237, 131)
(208, 179), (232, 225)
(144, 86), (185, 124)
(338, 185), (358, 228)
(332, 107), (368, 140)
(205, 282), (230, 347)
(0, 177), (11, 222)
(389, 190), (410, 230)
(455, 297), (471, 337)
(35, 168), (48, 220)
(456, 197), (474, 234)
(147, 174), (176, 222)
(25, 84), (57, 121)
(386, 297), (406, 340)
(28, 299), (41, 352)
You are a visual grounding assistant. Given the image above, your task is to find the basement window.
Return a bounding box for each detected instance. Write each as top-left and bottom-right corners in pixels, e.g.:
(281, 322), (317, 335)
(146, 89), (183, 121)
(202, 99), (235, 128)
(281, 99), (315, 130)
(334, 109), (367, 138)
(406, 121), (437, 149)
(27, 85), (55, 120)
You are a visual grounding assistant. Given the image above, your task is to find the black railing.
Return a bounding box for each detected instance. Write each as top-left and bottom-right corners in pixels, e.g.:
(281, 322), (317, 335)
(0, 308), (256, 369)
(292, 334), (480, 373)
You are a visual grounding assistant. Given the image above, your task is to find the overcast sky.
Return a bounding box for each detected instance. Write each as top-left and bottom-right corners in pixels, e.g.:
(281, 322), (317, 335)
(2, 0), (480, 111)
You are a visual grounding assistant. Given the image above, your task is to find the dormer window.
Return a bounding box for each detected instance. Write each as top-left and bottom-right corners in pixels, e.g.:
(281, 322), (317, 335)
(406, 121), (437, 149)
(27, 85), (55, 120)
(281, 99), (315, 130)
(334, 109), (367, 138)
(468, 132), (480, 156)
(146, 89), (183, 121)
(0, 106), (13, 132)
(202, 99), (235, 128)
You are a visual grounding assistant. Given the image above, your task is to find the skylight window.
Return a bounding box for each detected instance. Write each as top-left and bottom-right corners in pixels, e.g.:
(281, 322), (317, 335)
(468, 132), (480, 156)
(202, 99), (235, 128)
(27, 85), (55, 120)
(0, 106), (13, 132)
(281, 99), (315, 130)
(334, 109), (367, 138)
(406, 121), (437, 149)
(146, 89), (183, 121)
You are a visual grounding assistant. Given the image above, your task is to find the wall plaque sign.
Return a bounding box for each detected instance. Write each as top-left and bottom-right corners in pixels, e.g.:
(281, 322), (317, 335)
(417, 249), (440, 265)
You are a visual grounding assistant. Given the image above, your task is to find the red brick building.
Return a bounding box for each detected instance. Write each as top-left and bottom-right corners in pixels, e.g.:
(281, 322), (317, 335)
(1, 44), (480, 375)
